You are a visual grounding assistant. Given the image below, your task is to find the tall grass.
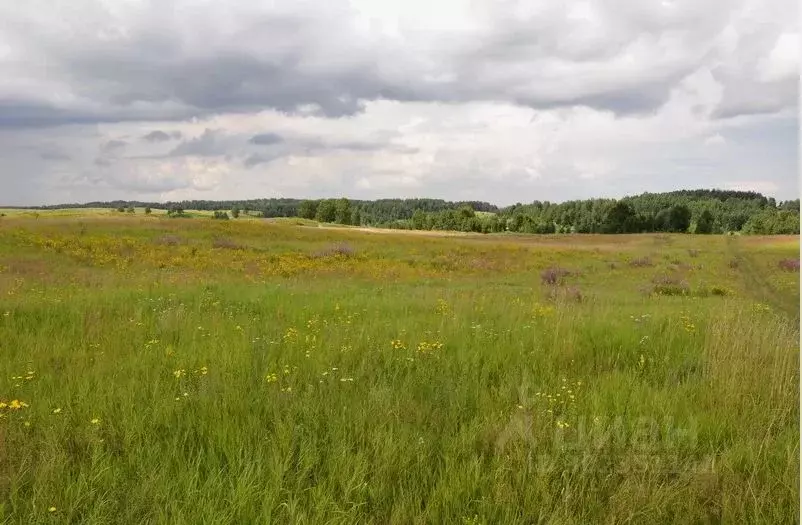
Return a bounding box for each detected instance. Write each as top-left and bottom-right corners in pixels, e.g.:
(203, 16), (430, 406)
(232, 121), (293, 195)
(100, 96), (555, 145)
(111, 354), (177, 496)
(0, 217), (798, 523)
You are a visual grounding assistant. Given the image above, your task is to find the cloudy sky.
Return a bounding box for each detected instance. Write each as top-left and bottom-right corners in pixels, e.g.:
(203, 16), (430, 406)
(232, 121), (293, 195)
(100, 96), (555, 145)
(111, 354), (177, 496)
(0, 0), (798, 206)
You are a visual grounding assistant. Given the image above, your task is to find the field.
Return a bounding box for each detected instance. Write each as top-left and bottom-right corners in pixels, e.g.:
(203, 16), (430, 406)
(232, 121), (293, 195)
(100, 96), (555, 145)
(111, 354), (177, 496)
(0, 212), (798, 523)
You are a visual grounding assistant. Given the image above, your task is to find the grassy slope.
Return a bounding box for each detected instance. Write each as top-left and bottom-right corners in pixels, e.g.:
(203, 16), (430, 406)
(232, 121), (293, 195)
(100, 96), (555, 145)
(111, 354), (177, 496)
(0, 214), (798, 524)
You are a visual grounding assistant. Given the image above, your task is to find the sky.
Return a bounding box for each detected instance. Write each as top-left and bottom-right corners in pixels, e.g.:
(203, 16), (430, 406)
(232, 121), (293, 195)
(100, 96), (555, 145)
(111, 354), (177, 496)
(0, 0), (798, 206)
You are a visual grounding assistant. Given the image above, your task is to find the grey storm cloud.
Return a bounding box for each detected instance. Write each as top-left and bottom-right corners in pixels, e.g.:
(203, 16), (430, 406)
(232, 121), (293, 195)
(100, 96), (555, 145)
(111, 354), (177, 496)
(168, 129), (227, 157)
(0, 0), (795, 128)
(249, 133), (284, 145)
(101, 140), (127, 153)
(142, 130), (182, 142)
(0, 0), (797, 207)
(243, 153), (282, 168)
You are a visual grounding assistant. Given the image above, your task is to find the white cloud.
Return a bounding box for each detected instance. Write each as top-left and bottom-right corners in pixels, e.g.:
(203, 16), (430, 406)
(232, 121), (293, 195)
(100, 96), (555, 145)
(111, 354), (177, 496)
(758, 33), (800, 83)
(704, 134), (726, 146)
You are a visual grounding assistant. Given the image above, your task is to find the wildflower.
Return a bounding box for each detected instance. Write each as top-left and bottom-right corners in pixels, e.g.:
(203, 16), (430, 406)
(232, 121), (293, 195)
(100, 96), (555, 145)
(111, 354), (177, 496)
(49, 507), (56, 513)
(0, 402), (6, 409)
(52, 408), (62, 414)
(90, 418), (100, 425)
(198, 366), (208, 375)
(173, 369), (185, 379)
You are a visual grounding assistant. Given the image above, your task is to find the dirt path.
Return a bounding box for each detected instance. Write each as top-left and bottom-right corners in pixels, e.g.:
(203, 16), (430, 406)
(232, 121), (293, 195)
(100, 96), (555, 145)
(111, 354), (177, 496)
(315, 224), (472, 237)
(727, 236), (799, 322)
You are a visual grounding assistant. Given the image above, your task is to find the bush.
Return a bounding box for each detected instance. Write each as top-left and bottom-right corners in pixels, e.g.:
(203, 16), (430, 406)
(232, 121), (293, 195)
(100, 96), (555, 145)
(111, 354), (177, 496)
(155, 235), (182, 246)
(540, 267), (572, 285)
(650, 275), (690, 296)
(778, 259), (800, 272)
(546, 285), (584, 303)
(629, 257), (654, 268)
(312, 243), (356, 258)
(212, 211), (229, 220)
(710, 285), (732, 296)
(211, 237), (243, 250)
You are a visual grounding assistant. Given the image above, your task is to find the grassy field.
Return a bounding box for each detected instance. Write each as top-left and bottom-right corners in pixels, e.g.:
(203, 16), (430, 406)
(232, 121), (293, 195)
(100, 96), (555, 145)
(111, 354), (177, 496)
(0, 213), (798, 524)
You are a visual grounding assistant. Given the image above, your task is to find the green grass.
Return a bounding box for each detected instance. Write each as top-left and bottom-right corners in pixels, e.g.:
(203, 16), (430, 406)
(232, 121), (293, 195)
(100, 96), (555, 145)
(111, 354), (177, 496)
(0, 214), (798, 523)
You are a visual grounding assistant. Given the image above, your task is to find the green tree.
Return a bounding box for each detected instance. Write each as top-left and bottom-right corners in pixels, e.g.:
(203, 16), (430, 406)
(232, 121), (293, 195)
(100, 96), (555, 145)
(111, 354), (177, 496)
(315, 200), (337, 223)
(144, 207), (152, 215)
(350, 208), (362, 226)
(298, 200), (319, 220)
(602, 201), (636, 233)
(334, 198), (352, 225)
(411, 209), (426, 230)
(668, 205), (691, 232)
(231, 207), (240, 219)
(695, 209), (714, 234)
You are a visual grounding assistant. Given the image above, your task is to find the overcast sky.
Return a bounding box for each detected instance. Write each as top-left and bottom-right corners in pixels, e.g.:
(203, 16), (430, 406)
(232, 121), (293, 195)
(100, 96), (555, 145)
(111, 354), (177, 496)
(0, 0), (798, 206)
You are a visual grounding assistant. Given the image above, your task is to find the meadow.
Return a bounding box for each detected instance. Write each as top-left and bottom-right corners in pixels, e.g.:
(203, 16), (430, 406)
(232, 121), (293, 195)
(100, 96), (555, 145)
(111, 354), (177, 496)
(0, 212), (798, 524)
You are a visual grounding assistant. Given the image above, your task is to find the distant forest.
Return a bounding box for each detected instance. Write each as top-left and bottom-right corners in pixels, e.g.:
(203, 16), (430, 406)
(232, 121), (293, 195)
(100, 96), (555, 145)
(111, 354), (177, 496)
(28, 189), (800, 234)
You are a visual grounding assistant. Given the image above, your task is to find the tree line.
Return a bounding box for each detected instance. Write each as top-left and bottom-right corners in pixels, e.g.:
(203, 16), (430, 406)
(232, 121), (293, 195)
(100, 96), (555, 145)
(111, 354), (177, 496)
(23, 190), (799, 234)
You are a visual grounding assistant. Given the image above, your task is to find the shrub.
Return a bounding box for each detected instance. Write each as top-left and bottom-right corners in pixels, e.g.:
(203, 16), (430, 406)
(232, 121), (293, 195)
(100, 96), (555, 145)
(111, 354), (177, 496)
(629, 257), (654, 268)
(540, 267), (571, 285)
(547, 285), (584, 303)
(211, 237), (243, 250)
(778, 259), (800, 272)
(710, 285), (732, 296)
(312, 243), (356, 258)
(650, 275), (690, 296)
(212, 211), (230, 220)
(728, 259), (740, 269)
(155, 235), (182, 246)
